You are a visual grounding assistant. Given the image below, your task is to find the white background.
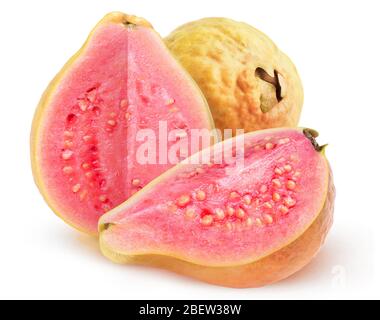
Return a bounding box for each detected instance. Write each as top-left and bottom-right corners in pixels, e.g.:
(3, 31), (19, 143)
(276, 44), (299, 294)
(0, 0), (379, 300)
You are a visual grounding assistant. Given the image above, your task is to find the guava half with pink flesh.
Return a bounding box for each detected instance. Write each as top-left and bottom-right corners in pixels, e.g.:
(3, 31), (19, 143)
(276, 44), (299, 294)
(31, 13), (213, 235)
(99, 128), (335, 288)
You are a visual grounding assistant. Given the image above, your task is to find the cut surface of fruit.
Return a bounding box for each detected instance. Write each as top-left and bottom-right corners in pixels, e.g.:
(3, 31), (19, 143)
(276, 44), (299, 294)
(31, 13), (213, 235)
(99, 128), (335, 287)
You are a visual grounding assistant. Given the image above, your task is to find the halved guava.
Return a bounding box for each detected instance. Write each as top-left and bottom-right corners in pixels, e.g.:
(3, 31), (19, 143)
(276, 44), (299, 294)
(99, 128), (335, 288)
(31, 13), (214, 235)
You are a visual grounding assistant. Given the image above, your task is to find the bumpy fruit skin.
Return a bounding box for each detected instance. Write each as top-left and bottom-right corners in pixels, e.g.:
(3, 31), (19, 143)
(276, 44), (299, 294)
(165, 18), (304, 135)
(99, 128), (335, 288)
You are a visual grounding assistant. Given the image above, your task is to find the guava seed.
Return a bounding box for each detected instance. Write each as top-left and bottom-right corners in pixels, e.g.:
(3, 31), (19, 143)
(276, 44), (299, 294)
(177, 195), (191, 207)
(72, 184), (81, 193)
(201, 215), (213, 226)
(62, 150), (74, 160)
(195, 190), (206, 201)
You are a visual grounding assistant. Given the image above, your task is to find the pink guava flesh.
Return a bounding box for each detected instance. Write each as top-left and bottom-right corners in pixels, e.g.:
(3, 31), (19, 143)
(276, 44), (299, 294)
(100, 129), (329, 266)
(37, 23), (212, 234)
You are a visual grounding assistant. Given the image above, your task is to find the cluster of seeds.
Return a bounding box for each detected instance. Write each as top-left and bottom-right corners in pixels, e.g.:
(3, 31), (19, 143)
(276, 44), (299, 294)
(61, 79), (183, 214)
(136, 79), (178, 112)
(252, 136), (291, 153)
(174, 137), (301, 230)
(135, 78), (187, 134)
(61, 87), (120, 213)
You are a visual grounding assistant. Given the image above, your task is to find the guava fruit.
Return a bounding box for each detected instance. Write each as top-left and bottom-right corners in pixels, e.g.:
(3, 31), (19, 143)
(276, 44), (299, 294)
(31, 12), (214, 235)
(165, 18), (304, 136)
(99, 128), (335, 288)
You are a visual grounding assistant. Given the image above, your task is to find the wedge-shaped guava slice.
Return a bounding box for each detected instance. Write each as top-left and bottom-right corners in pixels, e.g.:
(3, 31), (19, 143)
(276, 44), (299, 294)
(31, 13), (213, 235)
(99, 128), (335, 288)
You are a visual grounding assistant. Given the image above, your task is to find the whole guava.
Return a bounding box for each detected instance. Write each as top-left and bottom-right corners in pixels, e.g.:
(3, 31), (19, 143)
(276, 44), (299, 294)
(165, 18), (304, 135)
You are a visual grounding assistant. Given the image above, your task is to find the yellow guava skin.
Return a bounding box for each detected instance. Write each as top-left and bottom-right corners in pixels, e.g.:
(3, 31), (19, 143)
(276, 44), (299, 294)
(165, 18), (304, 136)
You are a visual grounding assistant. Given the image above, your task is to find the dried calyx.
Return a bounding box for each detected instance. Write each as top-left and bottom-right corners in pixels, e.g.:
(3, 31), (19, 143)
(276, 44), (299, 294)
(303, 128), (327, 152)
(255, 67), (283, 112)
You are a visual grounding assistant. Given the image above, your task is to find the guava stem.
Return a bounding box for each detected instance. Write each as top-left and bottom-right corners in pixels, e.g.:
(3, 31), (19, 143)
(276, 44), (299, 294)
(303, 128), (326, 152)
(99, 222), (115, 233)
